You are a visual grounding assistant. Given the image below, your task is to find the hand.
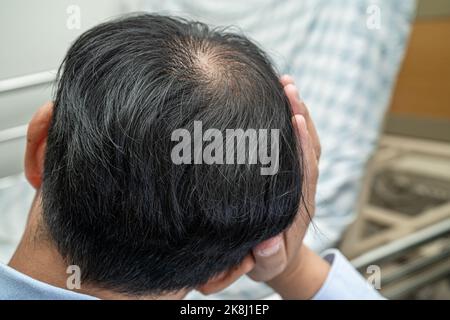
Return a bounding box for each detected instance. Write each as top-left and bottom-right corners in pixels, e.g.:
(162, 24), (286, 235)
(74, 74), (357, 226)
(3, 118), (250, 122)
(247, 75), (328, 299)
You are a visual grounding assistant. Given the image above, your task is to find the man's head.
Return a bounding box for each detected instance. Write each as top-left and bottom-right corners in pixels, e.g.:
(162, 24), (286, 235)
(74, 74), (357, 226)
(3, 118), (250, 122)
(25, 14), (303, 296)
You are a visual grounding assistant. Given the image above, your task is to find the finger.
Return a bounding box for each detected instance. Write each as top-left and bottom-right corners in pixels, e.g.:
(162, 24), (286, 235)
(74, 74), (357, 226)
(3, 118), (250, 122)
(285, 115), (317, 256)
(294, 114), (318, 190)
(292, 114), (318, 212)
(285, 85), (321, 161)
(284, 84), (303, 115)
(247, 235), (287, 282)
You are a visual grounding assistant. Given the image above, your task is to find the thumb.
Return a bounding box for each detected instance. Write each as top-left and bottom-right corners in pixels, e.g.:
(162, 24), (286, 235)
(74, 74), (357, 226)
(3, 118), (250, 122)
(247, 235), (287, 282)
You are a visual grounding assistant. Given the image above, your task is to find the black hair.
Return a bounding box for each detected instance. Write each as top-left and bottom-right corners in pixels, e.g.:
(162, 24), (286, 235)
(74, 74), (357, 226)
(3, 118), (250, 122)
(42, 13), (303, 295)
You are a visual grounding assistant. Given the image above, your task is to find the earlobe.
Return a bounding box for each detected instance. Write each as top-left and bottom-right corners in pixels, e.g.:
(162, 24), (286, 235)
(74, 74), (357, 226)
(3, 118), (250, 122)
(196, 255), (255, 295)
(24, 102), (54, 189)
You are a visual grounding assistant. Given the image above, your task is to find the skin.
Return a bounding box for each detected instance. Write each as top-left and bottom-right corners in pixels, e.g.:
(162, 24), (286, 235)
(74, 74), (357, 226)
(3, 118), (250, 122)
(8, 75), (330, 300)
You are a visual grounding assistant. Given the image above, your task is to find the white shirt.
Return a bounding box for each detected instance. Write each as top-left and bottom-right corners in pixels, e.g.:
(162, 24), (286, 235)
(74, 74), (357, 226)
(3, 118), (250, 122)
(0, 249), (383, 300)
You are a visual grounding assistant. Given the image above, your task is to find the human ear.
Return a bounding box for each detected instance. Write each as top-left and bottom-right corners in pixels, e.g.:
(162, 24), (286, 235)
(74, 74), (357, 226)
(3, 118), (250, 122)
(196, 255), (255, 295)
(24, 102), (54, 189)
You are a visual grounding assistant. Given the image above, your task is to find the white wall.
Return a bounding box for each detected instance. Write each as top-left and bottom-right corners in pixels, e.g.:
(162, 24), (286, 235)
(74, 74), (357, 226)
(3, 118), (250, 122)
(0, 0), (140, 178)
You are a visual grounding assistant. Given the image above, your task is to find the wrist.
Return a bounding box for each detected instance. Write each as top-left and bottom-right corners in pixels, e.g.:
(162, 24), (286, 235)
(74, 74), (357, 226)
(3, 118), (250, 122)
(266, 245), (330, 299)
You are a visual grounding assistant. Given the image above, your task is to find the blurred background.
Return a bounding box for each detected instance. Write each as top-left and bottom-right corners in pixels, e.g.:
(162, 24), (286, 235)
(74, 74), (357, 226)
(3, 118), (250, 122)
(0, 0), (449, 299)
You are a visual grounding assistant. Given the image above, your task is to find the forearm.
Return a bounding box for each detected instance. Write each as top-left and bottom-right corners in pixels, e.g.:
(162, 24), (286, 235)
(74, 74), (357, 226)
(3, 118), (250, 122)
(266, 247), (385, 300)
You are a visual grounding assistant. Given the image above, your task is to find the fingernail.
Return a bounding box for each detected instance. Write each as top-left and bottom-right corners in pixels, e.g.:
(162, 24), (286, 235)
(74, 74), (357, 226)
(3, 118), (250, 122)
(295, 115), (309, 136)
(295, 114), (306, 128)
(282, 74), (293, 82)
(257, 240), (282, 257)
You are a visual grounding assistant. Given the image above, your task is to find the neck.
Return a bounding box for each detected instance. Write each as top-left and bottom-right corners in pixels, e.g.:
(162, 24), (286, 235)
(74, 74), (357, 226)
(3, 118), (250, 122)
(8, 192), (187, 300)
